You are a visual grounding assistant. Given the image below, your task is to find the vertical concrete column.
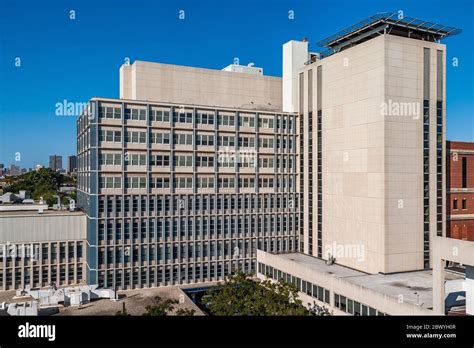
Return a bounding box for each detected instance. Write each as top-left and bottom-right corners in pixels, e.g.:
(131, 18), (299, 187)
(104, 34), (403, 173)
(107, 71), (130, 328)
(432, 254), (445, 314)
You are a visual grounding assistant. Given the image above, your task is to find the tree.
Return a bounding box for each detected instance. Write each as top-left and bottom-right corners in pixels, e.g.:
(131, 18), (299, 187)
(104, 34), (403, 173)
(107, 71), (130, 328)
(143, 296), (178, 316)
(175, 308), (196, 316)
(5, 168), (76, 207)
(202, 272), (311, 316)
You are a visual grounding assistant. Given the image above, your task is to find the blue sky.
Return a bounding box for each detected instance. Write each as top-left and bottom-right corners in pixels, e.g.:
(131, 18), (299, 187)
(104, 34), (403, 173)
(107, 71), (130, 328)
(0, 0), (473, 168)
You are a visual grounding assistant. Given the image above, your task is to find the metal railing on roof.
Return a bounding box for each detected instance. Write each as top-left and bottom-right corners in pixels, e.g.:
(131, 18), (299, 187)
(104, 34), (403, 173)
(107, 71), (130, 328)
(317, 12), (461, 48)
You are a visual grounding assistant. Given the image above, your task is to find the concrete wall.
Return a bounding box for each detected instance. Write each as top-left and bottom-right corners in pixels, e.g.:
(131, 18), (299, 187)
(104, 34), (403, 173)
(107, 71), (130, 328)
(298, 34), (446, 274)
(120, 61), (283, 111)
(0, 213), (87, 243)
(432, 237), (474, 314)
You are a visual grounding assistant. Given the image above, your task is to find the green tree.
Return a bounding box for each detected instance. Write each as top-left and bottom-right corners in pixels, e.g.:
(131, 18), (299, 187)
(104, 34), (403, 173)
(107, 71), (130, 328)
(5, 168), (77, 207)
(203, 272), (310, 316)
(175, 308), (196, 316)
(143, 296), (178, 316)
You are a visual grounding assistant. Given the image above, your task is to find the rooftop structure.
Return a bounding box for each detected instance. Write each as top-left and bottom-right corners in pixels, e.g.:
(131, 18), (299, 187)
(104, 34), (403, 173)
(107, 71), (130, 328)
(317, 12), (461, 57)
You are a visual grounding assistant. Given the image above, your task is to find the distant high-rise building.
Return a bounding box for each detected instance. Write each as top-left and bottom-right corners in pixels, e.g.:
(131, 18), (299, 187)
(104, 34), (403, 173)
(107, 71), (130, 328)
(10, 164), (21, 176)
(67, 155), (77, 174)
(49, 155), (63, 171)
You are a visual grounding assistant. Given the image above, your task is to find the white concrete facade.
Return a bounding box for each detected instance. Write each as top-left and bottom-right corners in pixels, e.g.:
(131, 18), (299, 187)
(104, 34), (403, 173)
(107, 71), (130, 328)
(0, 211), (87, 290)
(120, 61), (282, 111)
(282, 40), (309, 113)
(432, 236), (474, 315)
(297, 34), (446, 274)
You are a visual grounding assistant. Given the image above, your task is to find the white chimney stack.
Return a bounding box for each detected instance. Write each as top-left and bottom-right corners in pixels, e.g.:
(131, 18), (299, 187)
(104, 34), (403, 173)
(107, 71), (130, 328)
(282, 40), (309, 113)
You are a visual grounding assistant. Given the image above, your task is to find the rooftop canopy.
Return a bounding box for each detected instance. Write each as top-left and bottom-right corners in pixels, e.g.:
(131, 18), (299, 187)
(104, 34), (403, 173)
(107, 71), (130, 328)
(317, 12), (461, 57)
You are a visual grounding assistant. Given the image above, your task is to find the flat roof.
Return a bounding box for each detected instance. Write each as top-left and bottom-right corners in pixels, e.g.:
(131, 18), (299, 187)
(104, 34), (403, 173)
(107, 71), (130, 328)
(271, 252), (463, 309)
(317, 12), (461, 57)
(86, 97), (296, 115)
(0, 209), (85, 218)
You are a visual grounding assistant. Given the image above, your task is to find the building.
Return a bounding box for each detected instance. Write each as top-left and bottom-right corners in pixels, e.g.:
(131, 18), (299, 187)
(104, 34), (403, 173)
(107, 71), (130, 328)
(77, 63), (299, 289)
(256, 13), (465, 315)
(10, 165), (20, 176)
(49, 155), (63, 171)
(447, 141), (474, 241)
(0, 206), (86, 291)
(73, 12), (470, 315)
(67, 155), (77, 174)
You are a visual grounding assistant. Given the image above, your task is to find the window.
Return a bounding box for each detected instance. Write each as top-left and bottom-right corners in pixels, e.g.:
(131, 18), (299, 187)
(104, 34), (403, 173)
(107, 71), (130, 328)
(150, 108), (170, 122)
(151, 177), (170, 189)
(174, 133), (193, 146)
(125, 153), (146, 166)
(259, 177), (274, 188)
(126, 176), (147, 189)
(173, 110), (193, 124)
(125, 107), (146, 121)
(258, 116), (274, 129)
(197, 177), (214, 188)
(453, 199), (458, 210)
(99, 176), (121, 189)
(218, 135), (235, 147)
(239, 115), (255, 128)
(218, 177), (235, 188)
(238, 136), (255, 148)
(196, 111), (215, 125)
(150, 154), (170, 166)
(462, 199), (467, 210)
(196, 133), (214, 146)
(258, 157), (274, 168)
(99, 129), (121, 143)
(218, 113), (235, 126)
(259, 137), (274, 149)
(174, 155), (193, 167)
(196, 155), (214, 167)
(174, 177), (193, 189)
(462, 157), (467, 188)
(239, 177), (255, 188)
(99, 106), (121, 119)
(125, 130), (146, 144)
(100, 153), (122, 166)
(150, 132), (170, 144)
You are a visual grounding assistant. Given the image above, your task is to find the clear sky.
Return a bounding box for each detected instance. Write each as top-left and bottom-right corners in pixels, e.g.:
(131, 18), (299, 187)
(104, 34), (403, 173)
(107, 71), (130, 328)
(0, 0), (473, 168)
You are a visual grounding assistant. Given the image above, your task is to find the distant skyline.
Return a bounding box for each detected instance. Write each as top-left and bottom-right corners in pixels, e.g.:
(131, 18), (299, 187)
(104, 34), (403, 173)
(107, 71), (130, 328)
(0, 0), (473, 168)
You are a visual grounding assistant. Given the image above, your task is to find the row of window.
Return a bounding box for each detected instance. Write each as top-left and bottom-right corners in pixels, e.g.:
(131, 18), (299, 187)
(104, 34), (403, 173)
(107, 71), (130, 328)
(99, 106), (290, 130)
(99, 129), (292, 149)
(258, 262), (330, 304)
(97, 261), (256, 289)
(97, 193), (298, 215)
(96, 238), (295, 264)
(99, 176), (280, 190)
(452, 198), (468, 210)
(0, 265), (84, 291)
(334, 293), (386, 316)
(97, 216), (298, 241)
